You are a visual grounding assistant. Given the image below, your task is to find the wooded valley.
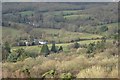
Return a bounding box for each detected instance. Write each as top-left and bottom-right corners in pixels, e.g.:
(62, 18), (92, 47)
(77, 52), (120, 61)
(1, 2), (119, 79)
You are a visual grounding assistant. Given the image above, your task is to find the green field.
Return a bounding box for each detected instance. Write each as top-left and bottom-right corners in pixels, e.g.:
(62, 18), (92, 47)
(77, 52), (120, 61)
(44, 10), (82, 16)
(64, 14), (90, 20)
(12, 39), (108, 53)
(96, 23), (118, 36)
(2, 27), (102, 39)
(2, 27), (25, 38)
(32, 28), (102, 39)
(19, 11), (34, 16)
(44, 10), (89, 21)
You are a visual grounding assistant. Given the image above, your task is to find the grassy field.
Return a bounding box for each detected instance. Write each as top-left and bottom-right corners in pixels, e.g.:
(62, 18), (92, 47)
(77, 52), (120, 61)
(44, 10), (89, 20)
(2, 27), (22, 36)
(96, 23), (118, 36)
(43, 9), (89, 20)
(32, 28), (102, 39)
(12, 39), (113, 54)
(2, 27), (29, 44)
(64, 14), (90, 20)
(2, 27), (102, 45)
(44, 10), (82, 16)
(2, 27), (102, 40)
(2, 27), (27, 40)
(19, 11), (34, 16)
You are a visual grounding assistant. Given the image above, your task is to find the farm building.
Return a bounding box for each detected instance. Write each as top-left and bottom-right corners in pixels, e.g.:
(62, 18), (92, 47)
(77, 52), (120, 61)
(17, 40), (29, 46)
(32, 39), (47, 45)
(17, 39), (47, 46)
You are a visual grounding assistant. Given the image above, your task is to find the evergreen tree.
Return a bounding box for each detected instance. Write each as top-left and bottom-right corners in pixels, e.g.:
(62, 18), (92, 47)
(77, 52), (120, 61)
(4, 41), (11, 53)
(2, 42), (11, 60)
(41, 44), (50, 57)
(51, 42), (57, 53)
(2, 46), (9, 60)
(59, 46), (63, 52)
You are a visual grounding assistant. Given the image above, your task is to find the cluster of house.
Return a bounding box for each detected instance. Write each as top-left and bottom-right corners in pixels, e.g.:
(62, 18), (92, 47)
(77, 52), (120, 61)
(26, 22), (39, 27)
(17, 39), (47, 46)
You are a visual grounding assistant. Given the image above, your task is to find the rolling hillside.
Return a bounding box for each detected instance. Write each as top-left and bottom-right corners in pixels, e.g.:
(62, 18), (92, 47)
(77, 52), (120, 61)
(2, 2), (119, 79)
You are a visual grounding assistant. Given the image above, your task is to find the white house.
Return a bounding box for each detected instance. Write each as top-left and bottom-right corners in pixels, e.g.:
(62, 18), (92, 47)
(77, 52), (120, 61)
(17, 40), (29, 46)
(25, 41), (29, 46)
(39, 41), (47, 45)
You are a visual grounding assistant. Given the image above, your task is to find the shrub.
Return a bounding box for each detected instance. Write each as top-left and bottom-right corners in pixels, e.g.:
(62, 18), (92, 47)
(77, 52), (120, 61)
(15, 48), (25, 57)
(57, 55), (90, 73)
(7, 53), (18, 62)
(60, 73), (73, 80)
(76, 48), (86, 54)
(86, 42), (96, 54)
(15, 48), (33, 61)
(69, 42), (80, 49)
(105, 47), (118, 56)
(77, 66), (108, 78)
(95, 40), (106, 52)
(99, 26), (108, 32)
(42, 70), (55, 78)
(21, 67), (31, 78)
(108, 69), (118, 78)
(25, 51), (38, 58)
(74, 42), (80, 49)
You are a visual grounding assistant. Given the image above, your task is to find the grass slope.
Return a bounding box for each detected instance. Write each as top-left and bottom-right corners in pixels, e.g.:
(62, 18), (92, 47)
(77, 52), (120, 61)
(19, 11), (34, 16)
(12, 39), (113, 54)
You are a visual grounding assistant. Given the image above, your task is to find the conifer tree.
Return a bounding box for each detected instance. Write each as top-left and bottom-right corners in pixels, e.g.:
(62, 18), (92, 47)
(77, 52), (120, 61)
(4, 41), (11, 53)
(41, 44), (50, 57)
(51, 42), (57, 53)
(59, 46), (63, 52)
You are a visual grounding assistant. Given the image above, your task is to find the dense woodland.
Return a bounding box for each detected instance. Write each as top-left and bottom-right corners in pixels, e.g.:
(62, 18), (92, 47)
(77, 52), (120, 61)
(2, 3), (118, 32)
(1, 2), (119, 79)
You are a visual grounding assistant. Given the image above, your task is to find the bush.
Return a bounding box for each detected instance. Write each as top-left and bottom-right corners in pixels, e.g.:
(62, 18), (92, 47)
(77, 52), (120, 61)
(7, 53), (18, 62)
(15, 48), (25, 57)
(60, 73), (73, 80)
(95, 40), (106, 52)
(7, 48), (38, 62)
(25, 51), (38, 58)
(21, 67), (31, 78)
(77, 66), (107, 78)
(86, 42), (96, 54)
(76, 48), (86, 54)
(99, 26), (108, 32)
(69, 42), (80, 49)
(42, 70), (55, 78)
